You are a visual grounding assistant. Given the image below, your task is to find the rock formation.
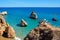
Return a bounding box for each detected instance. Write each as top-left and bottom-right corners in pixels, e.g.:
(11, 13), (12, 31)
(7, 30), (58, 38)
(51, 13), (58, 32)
(20, 19), (28, 27)
(30, 11), (38, 19)
(3, 26), (15, 38)
(0, 15), (15, 38)
(24, 20), (60, 40)
(0, 11), (7, 15)
(52, 18), (57, 21)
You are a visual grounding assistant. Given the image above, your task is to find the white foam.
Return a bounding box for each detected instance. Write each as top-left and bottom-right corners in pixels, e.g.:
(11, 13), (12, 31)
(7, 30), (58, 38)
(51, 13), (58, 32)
(14, 37), (21, 40)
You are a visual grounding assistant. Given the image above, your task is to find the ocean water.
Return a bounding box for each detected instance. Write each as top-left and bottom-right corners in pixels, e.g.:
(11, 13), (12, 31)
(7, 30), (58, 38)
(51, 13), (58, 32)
(0, 7), (60, 40)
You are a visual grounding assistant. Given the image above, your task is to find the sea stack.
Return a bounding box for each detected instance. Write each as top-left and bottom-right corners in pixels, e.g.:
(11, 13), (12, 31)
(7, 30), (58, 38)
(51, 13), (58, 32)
(0, 15), (15, 38)
(52, 18), (57, 21)
(20, 19), (28, 27)
(52, 13), (57, 22)
(30, 11), (38, 19)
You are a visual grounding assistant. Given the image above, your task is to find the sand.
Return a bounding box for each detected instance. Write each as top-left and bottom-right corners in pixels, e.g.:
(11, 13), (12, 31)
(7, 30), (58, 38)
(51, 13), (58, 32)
(0, 36), (14, 40)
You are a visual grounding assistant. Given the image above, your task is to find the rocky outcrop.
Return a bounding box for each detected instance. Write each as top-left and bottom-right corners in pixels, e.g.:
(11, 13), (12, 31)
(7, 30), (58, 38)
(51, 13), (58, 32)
(30, 11), (38, 19)
(0, 11), (7, 15)
(0, 15), (6, 24)
(24, 21), (60, 40)
(20, 19), (28, 27)
(52, 18), (57, 21)
(0, 15), (15, 38)
(3, 26), (15, 38)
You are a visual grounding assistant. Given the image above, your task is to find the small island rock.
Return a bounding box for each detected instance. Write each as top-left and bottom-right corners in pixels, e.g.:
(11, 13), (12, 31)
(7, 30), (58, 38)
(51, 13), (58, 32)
(30, 11), (38, 19)
(20, 19), (28, 27)
(4, 26), (15, 38)
(52, 18), (57, 21)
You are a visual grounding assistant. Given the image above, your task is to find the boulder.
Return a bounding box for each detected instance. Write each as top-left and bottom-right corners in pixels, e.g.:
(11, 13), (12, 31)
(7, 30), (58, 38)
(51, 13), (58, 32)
(30, 11), (38, 19)
(52, 18), (57, 21)
(3, 26), (15, 38)
(20, 19), (28, 27)
(7, 26), (15, 38)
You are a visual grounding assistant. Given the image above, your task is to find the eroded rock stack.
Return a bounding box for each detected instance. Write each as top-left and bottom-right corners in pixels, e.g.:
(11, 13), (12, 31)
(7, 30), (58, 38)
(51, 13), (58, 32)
(30, 11), (38, 19)
(24, 20), (60, 40)
(0, 15), (15, 38)
(20, 19), (28, 27)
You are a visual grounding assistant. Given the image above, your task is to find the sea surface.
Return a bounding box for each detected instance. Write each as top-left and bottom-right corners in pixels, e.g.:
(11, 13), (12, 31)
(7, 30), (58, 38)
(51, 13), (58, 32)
(0, 7), (60, 40)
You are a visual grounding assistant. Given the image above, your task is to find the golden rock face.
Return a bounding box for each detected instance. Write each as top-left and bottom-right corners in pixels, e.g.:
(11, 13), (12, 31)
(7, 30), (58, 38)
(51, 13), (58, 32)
(0, 15), (15, 38)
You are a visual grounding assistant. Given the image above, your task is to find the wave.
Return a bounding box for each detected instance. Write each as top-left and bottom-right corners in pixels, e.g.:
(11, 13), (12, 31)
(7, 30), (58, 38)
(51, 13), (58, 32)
(14, 37), (21, 40)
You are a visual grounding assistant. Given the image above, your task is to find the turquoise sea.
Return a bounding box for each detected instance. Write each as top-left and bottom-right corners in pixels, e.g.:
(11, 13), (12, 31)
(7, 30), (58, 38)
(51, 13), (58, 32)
(0, 7), (60, 40)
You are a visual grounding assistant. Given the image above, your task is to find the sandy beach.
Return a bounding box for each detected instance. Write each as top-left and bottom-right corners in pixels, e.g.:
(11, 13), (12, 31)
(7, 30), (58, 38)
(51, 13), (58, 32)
(0, 36), (14, 40)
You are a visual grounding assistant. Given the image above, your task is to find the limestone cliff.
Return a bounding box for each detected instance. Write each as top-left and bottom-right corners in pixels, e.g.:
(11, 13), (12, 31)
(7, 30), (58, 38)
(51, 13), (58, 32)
(0, 15), (15, 38)
(24, 21), (60, 40)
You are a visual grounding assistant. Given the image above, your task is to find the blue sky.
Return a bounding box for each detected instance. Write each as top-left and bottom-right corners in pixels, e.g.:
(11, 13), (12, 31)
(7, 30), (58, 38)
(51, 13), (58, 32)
(0, 0), (60, 7)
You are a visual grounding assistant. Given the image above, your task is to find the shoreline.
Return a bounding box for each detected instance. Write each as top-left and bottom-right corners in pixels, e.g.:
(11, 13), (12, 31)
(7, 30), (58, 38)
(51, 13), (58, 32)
(0, 36), (21, 40)
(24, 21), (60, 40)
(0, 36), (14, 40)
